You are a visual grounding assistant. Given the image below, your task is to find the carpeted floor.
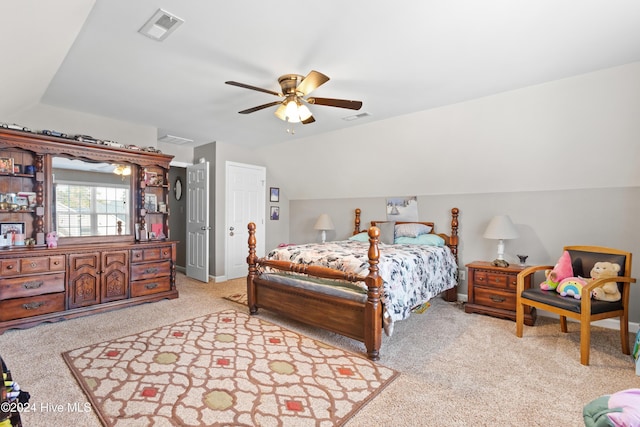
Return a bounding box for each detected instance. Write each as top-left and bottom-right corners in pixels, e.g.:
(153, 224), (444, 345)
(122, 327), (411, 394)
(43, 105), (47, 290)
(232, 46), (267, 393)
(62, 309), (397, 426)
(0, 273), (638, 426)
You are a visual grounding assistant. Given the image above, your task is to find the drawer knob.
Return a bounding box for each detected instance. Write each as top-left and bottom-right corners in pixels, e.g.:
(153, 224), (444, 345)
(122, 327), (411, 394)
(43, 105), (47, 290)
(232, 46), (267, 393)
(53, 261), (60, 265)
(23, 280), (43, 289)
(145, 283), (159, 290)
(6, 265), (13, 270)
(490, 296), (506, 303)
(23, 301), (45, 310)
(145, 267), (159, 274)
(30, 262), (37, 268)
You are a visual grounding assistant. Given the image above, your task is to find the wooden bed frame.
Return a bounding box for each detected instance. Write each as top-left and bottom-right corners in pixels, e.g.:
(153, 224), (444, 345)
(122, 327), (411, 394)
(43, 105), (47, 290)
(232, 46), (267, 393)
(246, 207), (460, 360)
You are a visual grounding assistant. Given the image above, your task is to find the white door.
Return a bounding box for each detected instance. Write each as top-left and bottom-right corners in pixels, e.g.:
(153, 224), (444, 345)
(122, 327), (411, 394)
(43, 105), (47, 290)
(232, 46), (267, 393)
(226, 162), (266, 280)
(186, 161), (210, 282)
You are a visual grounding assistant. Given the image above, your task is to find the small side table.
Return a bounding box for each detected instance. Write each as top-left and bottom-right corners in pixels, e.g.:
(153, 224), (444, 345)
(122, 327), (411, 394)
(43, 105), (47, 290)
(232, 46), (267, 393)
(465, 261), (537, 325)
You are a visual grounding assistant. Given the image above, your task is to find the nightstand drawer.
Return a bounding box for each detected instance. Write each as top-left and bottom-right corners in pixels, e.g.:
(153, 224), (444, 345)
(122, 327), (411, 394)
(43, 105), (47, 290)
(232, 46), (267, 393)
(473, 287), (515, 311)
(473, 271), (515, 289)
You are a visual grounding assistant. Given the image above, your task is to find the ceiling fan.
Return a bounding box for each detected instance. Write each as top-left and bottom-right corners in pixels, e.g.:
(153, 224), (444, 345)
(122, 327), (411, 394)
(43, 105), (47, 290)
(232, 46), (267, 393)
(225, 70), (362, 124)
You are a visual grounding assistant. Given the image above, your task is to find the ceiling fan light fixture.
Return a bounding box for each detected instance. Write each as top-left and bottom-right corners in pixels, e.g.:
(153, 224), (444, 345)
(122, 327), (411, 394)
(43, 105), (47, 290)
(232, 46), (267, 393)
(284, 99), (300, 123)
(298, 103), (312, 121)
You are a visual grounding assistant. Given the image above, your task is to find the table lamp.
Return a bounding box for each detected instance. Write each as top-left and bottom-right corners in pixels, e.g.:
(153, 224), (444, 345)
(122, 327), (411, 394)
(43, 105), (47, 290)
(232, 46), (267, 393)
(314, 213), (334, 243)
(483, 215), (519, 267)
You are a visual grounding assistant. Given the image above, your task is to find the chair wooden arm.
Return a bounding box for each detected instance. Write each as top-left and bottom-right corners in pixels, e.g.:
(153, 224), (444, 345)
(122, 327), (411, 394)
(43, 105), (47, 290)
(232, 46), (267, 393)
(516, 265), (553, 295)
(581, 276), (637, 294)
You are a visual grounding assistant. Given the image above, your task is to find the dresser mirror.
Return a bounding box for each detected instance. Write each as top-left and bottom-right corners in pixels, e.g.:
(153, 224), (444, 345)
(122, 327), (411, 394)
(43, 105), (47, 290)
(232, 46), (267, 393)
(52, 157), (133, 237)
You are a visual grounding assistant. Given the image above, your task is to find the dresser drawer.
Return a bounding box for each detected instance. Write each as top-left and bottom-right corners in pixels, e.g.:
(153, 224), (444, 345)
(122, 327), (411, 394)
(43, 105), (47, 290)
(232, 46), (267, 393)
(131, 260), (171, 281)
(0, 273), (65, 300)
(473, 270), (516, 290)
(0, 292), (66, 321)
(131, 246), (172, 263)
(473, 287), (516, 311)
(0, 255), (65, 276)
(131, 277), (171, 297)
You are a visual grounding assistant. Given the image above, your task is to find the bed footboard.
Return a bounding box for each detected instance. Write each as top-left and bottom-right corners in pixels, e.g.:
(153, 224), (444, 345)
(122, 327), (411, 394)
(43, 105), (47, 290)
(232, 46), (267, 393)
(247, 223), (383, 360)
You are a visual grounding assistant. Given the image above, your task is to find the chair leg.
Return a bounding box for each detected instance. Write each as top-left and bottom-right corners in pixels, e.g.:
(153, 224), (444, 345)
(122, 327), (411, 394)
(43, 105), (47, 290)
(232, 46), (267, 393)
(580, 322), (591, 366)
(516, 300), (524, 337)
(620, 315), (631, 355)
(560, 316), (568, 333)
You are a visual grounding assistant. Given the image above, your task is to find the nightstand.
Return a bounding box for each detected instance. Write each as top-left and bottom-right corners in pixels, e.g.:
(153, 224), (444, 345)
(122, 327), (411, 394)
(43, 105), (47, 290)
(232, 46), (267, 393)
(465, 261), (537, 325)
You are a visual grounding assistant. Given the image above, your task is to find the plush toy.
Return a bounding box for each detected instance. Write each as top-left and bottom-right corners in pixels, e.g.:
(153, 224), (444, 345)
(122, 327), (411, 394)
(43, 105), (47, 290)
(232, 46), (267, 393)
(589, 261), (622, 302)
(46, 231), (58, 248)
(540, 251), (573, 291)
(557, 276), (588, 299)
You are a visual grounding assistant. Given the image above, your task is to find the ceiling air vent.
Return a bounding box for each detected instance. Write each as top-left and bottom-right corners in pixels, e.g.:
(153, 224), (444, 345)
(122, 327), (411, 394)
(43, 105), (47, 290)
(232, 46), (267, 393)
(158, 134), (193, 145)
(342, 112), (371, 121)
(138, 9), (184, 41)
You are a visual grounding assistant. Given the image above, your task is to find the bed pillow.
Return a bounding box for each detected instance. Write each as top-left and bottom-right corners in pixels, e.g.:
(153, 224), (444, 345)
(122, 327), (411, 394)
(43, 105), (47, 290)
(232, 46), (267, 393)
(395, 223), (432, 238)
(394, 234), (445, 247)
(375, 221), (396, 244)
(348, 232), (369, 242)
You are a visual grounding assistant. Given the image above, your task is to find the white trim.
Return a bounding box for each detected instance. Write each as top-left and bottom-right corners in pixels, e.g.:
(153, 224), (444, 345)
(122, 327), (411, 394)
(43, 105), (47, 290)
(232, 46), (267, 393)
(170, 160), (192, 168)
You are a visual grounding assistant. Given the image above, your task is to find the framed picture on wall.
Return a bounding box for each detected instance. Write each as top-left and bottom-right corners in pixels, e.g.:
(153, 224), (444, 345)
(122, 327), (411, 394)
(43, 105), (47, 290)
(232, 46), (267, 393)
(270, 187), (279, 202)
(270, 206), (280, 220)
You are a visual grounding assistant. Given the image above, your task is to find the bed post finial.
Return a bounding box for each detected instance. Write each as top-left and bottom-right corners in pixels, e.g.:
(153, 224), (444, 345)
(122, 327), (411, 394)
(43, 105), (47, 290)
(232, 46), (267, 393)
(354, 208), (361, 235)
(247, 222), (258, 314)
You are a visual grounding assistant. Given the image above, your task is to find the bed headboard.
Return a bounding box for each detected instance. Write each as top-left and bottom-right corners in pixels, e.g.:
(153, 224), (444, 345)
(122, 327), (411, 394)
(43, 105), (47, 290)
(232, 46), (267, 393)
(352, 207), (460, 262)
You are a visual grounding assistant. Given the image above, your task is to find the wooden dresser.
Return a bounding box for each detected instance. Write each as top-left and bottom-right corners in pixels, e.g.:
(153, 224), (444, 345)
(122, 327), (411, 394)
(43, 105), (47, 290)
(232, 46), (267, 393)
(0, 128), (178, 334)
(465, 261), (536, 325)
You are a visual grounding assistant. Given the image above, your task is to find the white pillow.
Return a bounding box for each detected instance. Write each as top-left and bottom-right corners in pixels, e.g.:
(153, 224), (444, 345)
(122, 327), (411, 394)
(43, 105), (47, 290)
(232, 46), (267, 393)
(395, 223), (432, 238)
(375, 222), (396, 244)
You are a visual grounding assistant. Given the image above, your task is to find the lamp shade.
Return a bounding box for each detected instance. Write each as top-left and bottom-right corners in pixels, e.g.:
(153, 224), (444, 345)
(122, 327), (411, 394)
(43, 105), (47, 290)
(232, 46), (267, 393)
(483, 215), (519, 240)
(314, 213), (335, 231)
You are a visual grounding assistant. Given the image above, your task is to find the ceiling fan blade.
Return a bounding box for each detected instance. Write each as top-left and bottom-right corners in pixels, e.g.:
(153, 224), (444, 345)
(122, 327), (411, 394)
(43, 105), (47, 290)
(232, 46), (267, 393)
(238, 101), (282, 114)
(302, 115), (315, 125)
(307, 97), (363, 110)
(295, 70), (330, 96)
(225, 81), (282, 97)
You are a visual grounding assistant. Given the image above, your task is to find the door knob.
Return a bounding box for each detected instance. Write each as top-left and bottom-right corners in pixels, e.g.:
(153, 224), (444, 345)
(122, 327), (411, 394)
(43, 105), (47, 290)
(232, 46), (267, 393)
(229, 226), (235, 231)
(200, 226), (211, 230)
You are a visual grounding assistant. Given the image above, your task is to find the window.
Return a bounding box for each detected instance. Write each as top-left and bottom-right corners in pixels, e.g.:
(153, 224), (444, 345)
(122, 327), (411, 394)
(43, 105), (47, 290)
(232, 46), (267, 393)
(54, 182), (130, 237)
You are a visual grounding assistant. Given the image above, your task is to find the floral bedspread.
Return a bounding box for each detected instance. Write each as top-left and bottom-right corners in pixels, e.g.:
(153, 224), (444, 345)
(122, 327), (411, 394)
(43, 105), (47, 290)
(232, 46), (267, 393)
(263, 240), (458, 326)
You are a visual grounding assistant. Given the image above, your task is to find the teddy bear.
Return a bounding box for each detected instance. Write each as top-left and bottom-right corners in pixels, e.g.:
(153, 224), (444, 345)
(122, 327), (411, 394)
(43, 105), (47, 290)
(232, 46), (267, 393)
(540, 250), (573, 291)
(589, 261), (621, 302)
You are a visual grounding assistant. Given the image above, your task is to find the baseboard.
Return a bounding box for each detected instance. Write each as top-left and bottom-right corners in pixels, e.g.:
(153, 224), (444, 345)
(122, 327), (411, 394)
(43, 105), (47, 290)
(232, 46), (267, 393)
(456, 292), (639, 334)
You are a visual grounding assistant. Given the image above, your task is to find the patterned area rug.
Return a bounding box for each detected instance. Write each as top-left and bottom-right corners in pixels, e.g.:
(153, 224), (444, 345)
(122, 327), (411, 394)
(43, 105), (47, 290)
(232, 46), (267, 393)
(224, 292), (248, 306)
(62, 309), (398, 426)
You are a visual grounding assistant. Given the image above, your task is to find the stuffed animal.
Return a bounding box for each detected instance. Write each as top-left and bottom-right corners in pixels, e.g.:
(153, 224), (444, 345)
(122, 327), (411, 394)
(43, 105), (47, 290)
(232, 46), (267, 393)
(46, 231), (58, 248)
(557, 276), (588, 299)
(540, 251), (573, 291)
(589, 261), (622, 302)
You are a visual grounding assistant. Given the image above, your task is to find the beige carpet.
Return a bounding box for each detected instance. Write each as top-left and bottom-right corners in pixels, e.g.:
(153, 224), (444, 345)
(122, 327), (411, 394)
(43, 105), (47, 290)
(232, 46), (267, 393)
(62, 309), (397, 426)
(0, 273), (638, 426)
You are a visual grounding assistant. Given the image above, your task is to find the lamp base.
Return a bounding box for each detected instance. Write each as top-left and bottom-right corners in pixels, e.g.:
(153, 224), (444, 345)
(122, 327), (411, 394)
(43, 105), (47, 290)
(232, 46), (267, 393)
(491, 259), (510, 268)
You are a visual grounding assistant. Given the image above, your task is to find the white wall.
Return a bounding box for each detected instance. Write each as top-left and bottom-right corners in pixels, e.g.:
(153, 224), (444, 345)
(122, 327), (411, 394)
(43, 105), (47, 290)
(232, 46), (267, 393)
(257, 62), (640, 199)
(8, 103), (157, 147)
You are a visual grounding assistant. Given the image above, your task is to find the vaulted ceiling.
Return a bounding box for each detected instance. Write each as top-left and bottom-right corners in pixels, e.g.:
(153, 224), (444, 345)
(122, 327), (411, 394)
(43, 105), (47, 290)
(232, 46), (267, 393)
(3, 0), (640, 148)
